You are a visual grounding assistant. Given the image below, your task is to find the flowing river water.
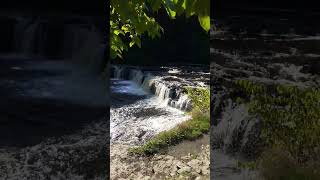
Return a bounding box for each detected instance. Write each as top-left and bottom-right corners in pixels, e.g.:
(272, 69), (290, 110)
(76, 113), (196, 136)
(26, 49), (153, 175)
(0, 13), (109, 179)
(211, 15), (320, 179)
(0, 56), (108, 179)
(110, 65), (210, 179)
(110, 66), (197, 145)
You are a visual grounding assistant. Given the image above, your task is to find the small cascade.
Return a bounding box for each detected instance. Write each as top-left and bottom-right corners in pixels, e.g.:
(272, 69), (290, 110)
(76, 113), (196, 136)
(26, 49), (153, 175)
(129, 69), (144, 85)
(175, 94), (192, 111)
(212, 101), (261, 158)
(112, 66), (124, 79)
(111, 65), (194, 111)
(154, 82), (170, 101)
(69, 25), (104, 74)
(8, 15), (104, 67)
(14, 18), (40, 55)
(23, 23), (38, 55)
(13, 18), (28, 53)
(141, 74), (154, 90)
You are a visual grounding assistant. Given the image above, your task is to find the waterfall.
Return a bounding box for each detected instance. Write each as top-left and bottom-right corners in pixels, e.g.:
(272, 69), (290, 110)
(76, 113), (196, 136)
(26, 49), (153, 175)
(111, 65), (194, 111)
(69, 25), (104, 74)
(176, 94), (192, 111)
(212, 101), (261, 158)
(13, 18), (26, 53)
(13, 18), (38, 55)
(129, 69), (144, 85)
(154, 82), (169, 100)
(141, 74), (154, 90)
(112, 66), (124, 79)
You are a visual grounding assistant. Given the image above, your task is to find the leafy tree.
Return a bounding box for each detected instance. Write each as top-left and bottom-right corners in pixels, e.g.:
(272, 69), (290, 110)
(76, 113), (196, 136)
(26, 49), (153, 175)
(110, 0), (210, 59)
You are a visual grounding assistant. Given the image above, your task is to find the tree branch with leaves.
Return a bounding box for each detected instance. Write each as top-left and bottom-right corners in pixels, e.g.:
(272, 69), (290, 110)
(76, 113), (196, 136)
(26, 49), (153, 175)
(110, 0), (210, 59)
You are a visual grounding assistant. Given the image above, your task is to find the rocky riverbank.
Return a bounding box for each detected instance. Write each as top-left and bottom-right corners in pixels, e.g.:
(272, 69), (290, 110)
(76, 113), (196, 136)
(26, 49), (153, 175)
(111, 137), (210, 180)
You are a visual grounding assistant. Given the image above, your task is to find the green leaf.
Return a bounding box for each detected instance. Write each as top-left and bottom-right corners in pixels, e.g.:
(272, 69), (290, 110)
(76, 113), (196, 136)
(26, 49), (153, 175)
(185, 0), (196, 17)
(165, 6), (176, 19)
(129, 41), (135, 47)
(150, 0), (162, 11)
(133, 36), (142, 48)
(198, 15), (210, 32)
(113, 29), (124, 35)
(110, 0), (210, 59)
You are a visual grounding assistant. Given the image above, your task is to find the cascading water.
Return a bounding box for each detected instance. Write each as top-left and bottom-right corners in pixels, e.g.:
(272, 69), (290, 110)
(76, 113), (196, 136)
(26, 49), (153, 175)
(110, 64), (209, 179)
(155, 82), (169, 100)
(0, 15), (108, 179)
(13, 19), (39, 55)
(110, 81), (189, 145)
(129, 69), (144, 85)
(67, 25), (105, 74)
(109, 65), (211, 145)
(208, 16), (320, 178)
(9, 16), (105, 71)
(176, 94), (191, 111)
(141, 74), (154, 90)
(111, 65), (194, 111)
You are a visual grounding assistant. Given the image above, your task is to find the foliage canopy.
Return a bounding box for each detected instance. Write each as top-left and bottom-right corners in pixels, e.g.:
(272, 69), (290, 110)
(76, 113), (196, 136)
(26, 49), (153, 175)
(110, 0), (210, 59)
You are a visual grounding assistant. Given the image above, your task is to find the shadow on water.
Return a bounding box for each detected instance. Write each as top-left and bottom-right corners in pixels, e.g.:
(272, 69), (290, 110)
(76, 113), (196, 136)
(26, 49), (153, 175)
(111, 92), (147, 108)
(0, 57), (108, 148)
(0, 57), (67, 80)
(110, 79), (148, 108)
(0, 96), (107, 147)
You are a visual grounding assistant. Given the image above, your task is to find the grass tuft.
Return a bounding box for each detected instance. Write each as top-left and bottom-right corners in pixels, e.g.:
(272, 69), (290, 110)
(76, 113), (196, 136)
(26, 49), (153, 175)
(129, 113), (210, 155)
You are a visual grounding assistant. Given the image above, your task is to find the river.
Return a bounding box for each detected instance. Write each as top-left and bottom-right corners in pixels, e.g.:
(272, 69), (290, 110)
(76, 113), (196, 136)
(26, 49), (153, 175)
(0, 56), (108, 179)
(110, 65), (210, 179)
(211, 14), (320, 179)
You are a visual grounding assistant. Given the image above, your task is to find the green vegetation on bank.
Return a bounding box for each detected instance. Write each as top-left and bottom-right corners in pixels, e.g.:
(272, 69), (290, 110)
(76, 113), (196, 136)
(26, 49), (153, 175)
(186, 87), (210, 114)
(235, 79), (320, 179)
(129, 87), (210, 156)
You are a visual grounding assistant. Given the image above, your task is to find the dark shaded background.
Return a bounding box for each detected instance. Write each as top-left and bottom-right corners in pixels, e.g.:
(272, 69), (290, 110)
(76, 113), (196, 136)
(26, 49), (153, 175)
(212, 0), (320, 18)
(0, 2), (109, 178)
(211, 0), (320, 36)
(112, 9), (210, 66)
(1, 0), (106, 16)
